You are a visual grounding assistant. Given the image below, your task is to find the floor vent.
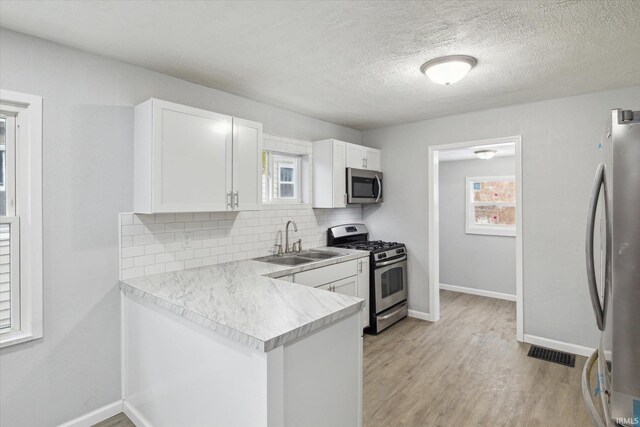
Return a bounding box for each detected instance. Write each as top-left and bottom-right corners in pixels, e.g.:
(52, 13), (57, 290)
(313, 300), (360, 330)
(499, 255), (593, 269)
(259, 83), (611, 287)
(527, 345), (576, 367)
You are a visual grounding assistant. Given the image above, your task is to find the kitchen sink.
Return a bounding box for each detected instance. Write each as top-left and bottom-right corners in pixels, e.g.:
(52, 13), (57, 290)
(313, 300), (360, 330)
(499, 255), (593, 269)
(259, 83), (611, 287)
(296, 250), (345, 260)
(253, 255), (315, 266)
(253, 250), (346, 266)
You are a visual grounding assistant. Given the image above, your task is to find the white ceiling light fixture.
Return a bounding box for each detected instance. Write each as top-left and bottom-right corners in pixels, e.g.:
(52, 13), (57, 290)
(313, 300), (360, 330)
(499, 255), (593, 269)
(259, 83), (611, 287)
(474, 149), (497, 160)
(420, 55), (477, 85)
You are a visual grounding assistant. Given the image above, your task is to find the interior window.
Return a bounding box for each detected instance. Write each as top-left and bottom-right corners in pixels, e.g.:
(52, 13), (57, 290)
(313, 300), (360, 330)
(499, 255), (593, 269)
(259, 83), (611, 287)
(466, 176), (516, 236)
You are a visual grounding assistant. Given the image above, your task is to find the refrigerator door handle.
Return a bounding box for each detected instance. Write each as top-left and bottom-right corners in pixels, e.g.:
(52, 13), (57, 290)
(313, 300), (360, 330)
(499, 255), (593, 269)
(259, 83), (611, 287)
(585, 162), (611, 332)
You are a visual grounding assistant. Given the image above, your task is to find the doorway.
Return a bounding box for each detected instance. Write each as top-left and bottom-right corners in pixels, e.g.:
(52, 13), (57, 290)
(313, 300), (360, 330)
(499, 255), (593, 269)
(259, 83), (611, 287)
(427, 136), (523, 341)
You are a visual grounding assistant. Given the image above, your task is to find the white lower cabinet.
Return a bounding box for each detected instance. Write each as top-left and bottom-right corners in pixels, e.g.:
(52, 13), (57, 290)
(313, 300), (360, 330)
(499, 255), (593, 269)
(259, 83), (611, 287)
(292, 257), (370, 329)
(318, 276), (358, 296)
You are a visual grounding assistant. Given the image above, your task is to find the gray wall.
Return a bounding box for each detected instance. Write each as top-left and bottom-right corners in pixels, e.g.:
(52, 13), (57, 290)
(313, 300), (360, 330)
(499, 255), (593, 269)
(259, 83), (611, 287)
(439, 157), (515, 295)
(362, 85), (640, 349)
(0, 28), (360, 427)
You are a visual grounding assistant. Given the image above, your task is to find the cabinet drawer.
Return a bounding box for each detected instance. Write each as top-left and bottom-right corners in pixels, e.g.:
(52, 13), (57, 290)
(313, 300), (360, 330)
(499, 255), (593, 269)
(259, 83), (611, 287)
(293, 260), (358, 287)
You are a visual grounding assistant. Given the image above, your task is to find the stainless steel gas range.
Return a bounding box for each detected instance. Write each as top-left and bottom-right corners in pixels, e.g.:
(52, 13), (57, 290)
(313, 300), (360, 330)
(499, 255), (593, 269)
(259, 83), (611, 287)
(327, 224), (408, 334)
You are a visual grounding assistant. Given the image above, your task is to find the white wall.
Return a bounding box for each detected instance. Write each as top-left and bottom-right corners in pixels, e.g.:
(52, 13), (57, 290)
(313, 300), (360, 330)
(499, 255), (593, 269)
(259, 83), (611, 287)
(362, 85), (640, 349)
(0, 28), (361, 427)
(439, 157), (516, 296)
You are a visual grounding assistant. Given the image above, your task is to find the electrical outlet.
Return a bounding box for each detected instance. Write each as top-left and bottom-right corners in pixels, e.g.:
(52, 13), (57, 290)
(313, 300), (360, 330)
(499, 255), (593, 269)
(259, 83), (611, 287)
(183, 231), (192, 248)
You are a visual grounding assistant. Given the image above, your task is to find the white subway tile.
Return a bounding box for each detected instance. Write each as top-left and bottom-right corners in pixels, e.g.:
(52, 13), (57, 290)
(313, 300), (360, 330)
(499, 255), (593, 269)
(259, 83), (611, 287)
(122, 267), (145, 280)
(175, 213), (194, 222)
(165, 261), (185, 272)
(122, 225), (144, 236)
(193, 212), (210, 221)
(134, 254), (156, 267)
(121, 214), (133, 226)
(165, 222), (185, 232)
(133, 234), (155, 246)
(121, 236), (133, 248)
(122, 246), (145, 258)
(155, 213), (176, 223)
(185, 258), (203, 269)
(145, 264), (166, 276)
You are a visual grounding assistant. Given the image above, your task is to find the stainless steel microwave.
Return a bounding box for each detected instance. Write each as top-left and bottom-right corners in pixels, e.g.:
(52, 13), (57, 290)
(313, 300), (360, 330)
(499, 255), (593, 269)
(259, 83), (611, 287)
(347, 168), (383, 204)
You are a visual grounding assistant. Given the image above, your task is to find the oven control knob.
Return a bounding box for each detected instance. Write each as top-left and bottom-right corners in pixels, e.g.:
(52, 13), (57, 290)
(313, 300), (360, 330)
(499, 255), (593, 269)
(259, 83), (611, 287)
(379, 253), (387, 259)
(396, 249), (404, 254)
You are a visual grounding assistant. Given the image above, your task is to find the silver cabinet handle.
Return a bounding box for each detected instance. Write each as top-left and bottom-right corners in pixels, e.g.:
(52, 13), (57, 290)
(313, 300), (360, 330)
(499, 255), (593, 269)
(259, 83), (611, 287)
(358, 260), (363, 273)
(226, 192), (232, 209)
(585, 163), (611, 331)
(234, 191), (239, 208)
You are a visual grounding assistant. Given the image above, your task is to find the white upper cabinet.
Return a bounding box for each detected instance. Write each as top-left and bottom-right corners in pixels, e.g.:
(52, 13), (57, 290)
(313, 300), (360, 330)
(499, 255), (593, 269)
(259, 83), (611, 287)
(133, 99), (262, 213)
(312, 139), (347, 208)
(232, 117), (263, 211)
(363, 147), (381, 171)
(345, 142), (382, 171)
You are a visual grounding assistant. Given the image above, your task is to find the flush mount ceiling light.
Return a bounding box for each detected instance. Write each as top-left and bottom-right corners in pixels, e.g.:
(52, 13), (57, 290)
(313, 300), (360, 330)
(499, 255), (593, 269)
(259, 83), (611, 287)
(420, 55), (477, 85)
(474, 149), (497, 160)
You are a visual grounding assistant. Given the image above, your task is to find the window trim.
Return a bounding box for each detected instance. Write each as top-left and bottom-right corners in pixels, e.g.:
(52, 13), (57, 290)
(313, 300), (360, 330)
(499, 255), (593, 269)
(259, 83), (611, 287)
(262, 150), (302, 204)
(465, 175), (516, 237)
(0, 89), (43, 348)
(274, 155), (298, 200)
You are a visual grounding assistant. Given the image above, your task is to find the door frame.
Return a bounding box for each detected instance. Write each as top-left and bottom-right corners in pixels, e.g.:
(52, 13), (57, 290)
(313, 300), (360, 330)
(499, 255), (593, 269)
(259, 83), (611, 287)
(427, 135), (523, 341)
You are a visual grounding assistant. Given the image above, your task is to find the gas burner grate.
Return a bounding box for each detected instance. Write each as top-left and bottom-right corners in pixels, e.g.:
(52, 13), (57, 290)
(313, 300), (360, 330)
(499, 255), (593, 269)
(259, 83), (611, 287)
(527, 345), (575, 367)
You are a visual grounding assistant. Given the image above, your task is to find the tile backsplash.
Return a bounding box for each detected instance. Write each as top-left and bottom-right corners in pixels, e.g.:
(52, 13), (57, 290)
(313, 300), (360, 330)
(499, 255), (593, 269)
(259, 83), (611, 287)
(119, 133), (364, 280)
(119, 205), (363, 280)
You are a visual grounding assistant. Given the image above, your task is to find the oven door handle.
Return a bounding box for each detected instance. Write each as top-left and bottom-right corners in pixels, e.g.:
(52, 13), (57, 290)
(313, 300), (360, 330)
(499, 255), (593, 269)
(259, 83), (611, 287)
(375, 255), (406, 267)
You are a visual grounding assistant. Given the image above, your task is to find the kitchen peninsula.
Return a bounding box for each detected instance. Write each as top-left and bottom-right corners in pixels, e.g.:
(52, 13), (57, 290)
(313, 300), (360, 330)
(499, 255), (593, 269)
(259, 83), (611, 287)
(120, 249), (368, 427)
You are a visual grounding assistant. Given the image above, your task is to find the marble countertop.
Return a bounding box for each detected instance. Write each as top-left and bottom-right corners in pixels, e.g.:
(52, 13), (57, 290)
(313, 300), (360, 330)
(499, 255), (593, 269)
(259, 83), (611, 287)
(120, 247), (369, 352)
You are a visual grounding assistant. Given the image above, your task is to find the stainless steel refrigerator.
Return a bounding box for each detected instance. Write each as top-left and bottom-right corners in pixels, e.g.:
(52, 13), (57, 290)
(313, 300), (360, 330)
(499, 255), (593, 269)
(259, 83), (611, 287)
(583, 109), (640, 427)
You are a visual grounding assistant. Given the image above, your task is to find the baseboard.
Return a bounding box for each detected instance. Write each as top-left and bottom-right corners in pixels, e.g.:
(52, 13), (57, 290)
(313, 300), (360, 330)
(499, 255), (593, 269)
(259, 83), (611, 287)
(408, 309), (433, 321)
(57, 400), (123, 427)
(124, 400), (153, 427)
(523, 334), (612, 359)
(439, 283), (516, 302)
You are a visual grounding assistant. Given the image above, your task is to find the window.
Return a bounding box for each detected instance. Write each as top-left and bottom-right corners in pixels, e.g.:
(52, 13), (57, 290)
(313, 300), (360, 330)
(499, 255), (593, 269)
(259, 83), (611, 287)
(0, 90), (43, 348)
(262, 151), (301, 203)
(466, 176), (516, 237)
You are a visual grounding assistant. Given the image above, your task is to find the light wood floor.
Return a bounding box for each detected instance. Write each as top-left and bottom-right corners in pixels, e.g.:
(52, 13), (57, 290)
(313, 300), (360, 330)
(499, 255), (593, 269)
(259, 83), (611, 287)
(95, 290), (592, 427)
(363, 290), (591, 426)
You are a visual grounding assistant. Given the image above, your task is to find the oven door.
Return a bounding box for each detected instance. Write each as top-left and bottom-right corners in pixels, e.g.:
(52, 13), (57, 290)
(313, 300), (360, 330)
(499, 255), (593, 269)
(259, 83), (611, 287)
(347, 168), (383, 204)
(374, 256), (407, 313)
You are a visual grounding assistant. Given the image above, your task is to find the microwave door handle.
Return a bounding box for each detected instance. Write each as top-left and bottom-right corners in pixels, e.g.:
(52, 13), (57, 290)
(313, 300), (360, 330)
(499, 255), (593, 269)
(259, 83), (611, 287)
(586, 163), (608, 331)
(374, 175), (382, 202)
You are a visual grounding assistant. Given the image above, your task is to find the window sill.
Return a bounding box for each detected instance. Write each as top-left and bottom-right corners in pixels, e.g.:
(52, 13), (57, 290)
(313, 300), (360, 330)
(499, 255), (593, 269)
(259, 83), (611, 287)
(465, 225), (515, 237)
(0, 328), (42, 348)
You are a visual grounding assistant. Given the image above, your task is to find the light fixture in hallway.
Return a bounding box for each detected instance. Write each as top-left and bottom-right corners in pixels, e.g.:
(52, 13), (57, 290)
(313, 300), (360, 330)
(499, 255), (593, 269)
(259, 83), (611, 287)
(473, 149), (497, 160)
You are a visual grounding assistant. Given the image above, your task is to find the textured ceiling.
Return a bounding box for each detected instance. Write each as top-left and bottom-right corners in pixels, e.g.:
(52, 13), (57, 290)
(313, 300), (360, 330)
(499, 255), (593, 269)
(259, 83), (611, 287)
(1, 1), (639, 130)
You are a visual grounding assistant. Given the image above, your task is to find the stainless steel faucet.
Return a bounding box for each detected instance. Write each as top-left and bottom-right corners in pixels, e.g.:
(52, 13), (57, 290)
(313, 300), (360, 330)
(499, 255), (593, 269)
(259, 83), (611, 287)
(285, 220), (299, 254)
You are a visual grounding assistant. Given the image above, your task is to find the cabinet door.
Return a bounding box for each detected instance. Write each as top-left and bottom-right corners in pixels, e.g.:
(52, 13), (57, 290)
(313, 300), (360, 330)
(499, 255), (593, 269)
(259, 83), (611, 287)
(332, 140), (347, 208)
(357, 258), (370, 328)
(364, 147), (381, 172)
(232, 118), (262, 211)
(345, 143), (364, 169)
(318, 276), (358, 297)
(153, 101), (232, 212)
